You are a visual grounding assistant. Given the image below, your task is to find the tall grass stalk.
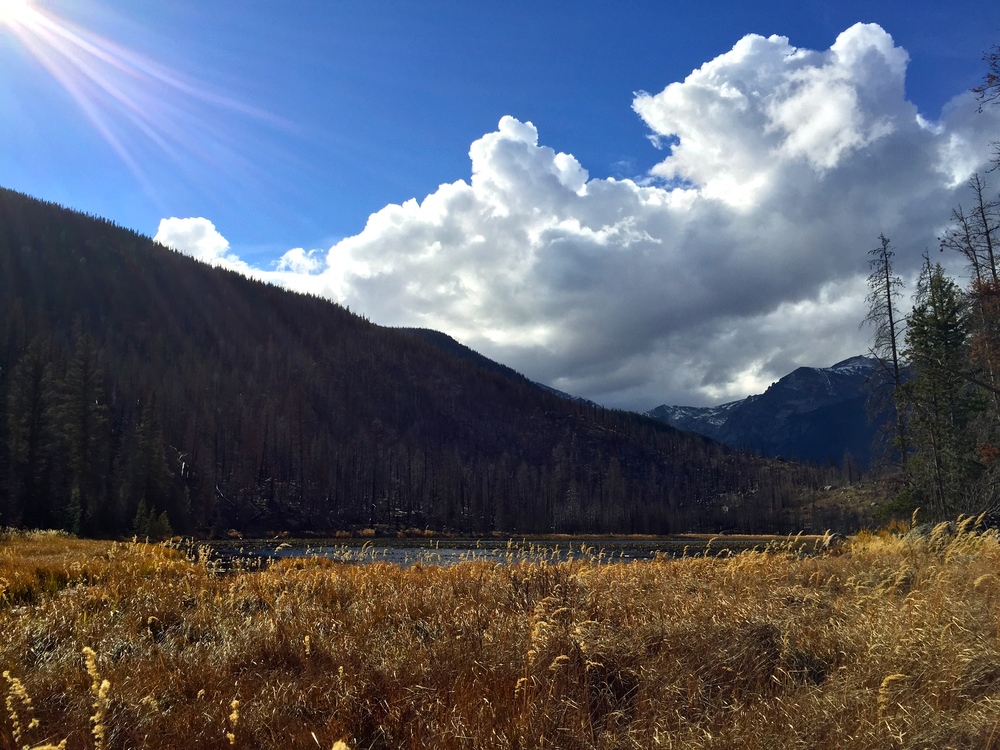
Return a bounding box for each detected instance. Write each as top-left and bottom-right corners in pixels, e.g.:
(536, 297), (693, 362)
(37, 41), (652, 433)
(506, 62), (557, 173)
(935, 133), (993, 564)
(0, 524), (998, 748)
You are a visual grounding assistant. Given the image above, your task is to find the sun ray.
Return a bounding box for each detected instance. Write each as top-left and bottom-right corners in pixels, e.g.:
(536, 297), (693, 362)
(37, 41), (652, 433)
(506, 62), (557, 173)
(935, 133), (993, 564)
(0, 0), (34, 27)
(1, 1), (295, 201)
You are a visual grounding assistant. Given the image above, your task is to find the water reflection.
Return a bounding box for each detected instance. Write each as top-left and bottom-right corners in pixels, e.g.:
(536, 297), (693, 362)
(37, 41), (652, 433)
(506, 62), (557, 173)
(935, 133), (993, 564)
(204, 536), (818, 570)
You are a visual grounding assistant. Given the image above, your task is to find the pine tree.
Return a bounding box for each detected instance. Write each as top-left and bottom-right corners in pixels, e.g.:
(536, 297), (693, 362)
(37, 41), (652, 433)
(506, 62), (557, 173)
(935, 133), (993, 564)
(58, 333), (111, 534)
(5, 336), (56, 528)
(117, 395), (182, 534)
(899, 260), (983, 517)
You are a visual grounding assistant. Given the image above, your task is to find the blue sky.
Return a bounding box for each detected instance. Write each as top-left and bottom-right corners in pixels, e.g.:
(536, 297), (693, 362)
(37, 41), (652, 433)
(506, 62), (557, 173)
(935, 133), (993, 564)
(2, 1), (999, 408)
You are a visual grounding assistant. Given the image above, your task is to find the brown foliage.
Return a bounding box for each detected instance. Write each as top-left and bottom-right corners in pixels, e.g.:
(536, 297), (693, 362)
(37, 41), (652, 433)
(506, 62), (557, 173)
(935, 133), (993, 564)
(2, 528), (1000, 749)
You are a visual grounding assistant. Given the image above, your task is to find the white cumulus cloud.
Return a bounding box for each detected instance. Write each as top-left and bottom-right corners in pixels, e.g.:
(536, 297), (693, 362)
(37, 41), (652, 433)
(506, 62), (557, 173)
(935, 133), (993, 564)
(276, 247), (323, 274)
(158, 23), (1000, 410)
(155, 217), (231, 264)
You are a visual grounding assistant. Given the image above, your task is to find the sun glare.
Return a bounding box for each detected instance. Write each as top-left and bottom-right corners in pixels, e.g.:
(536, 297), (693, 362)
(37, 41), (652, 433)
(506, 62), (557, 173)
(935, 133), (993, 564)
(0, 0), (34, 26)
(1, 0), (288, 196)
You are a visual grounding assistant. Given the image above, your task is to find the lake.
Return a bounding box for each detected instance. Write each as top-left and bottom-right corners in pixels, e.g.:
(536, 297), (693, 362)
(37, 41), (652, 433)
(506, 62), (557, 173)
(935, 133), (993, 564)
(202, 535), (824, 570)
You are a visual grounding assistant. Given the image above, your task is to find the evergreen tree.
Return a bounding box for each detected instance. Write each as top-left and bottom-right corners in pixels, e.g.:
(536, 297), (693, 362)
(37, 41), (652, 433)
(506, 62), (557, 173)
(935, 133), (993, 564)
(899, 261), (983, 517)
(58, 333), (111, 534)
(117, 394), (184, 534)
(5, 336), (56, 528)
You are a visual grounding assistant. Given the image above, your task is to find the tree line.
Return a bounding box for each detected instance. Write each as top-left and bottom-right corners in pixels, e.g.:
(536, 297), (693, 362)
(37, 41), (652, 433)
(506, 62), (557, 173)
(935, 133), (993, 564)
(864, 47), (1000, 521)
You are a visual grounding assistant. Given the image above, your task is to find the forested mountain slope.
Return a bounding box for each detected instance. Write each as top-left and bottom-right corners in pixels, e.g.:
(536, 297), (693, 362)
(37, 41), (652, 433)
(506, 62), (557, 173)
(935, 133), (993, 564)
(0, 187), (847, 536)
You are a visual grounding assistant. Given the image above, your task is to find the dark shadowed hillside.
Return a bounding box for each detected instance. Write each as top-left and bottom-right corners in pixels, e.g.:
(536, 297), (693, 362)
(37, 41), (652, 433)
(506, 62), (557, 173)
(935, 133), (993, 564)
(0, 187), (850, 536)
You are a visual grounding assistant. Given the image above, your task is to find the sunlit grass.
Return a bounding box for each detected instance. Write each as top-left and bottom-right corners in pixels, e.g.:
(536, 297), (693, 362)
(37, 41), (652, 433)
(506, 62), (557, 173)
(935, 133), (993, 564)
(1, 523), (999, 748)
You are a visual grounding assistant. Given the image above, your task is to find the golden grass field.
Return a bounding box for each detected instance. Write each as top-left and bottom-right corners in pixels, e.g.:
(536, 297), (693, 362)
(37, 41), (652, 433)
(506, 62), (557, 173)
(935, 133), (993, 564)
(1, 522), (999, 749)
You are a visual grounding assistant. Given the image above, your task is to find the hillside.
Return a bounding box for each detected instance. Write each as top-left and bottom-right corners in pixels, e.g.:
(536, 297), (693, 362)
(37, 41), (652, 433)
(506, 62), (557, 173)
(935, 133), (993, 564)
(0, 187), (849, 536)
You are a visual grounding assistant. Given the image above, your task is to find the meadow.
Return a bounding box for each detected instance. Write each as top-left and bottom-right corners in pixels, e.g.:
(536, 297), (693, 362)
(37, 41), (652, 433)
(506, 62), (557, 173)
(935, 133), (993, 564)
(1, 523), (998, 749)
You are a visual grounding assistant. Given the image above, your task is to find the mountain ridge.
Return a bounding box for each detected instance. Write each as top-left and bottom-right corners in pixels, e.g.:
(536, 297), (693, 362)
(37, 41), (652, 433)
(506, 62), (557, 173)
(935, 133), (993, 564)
(647, 356), (880, 467)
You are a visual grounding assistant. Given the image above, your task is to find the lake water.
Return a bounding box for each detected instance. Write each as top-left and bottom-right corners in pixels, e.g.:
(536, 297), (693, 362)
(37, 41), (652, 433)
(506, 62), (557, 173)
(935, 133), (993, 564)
(203, 536), (819, 570)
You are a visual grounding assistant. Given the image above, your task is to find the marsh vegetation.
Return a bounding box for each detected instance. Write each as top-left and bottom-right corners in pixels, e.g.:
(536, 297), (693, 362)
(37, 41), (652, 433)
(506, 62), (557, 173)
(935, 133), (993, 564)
(1, 522), (999, 749)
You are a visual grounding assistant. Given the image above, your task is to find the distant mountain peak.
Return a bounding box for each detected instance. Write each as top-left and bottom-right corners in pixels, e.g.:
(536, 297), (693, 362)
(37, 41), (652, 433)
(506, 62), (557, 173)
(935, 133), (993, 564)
(646, 356), (880, 466)
(830, 355), (878, 372)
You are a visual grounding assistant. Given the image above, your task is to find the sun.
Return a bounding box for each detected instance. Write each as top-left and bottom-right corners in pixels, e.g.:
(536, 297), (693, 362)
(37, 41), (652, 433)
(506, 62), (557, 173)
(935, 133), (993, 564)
(1, 0), (288, 195)
(0, 0), (35, 26)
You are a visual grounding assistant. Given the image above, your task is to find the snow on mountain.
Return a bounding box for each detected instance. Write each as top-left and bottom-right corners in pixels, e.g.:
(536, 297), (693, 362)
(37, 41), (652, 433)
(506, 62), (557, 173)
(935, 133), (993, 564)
(646, 356), (882, 466)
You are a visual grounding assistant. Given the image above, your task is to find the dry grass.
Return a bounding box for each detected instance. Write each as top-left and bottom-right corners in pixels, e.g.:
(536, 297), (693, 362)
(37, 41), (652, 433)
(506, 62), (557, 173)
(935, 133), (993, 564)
(1, 523), (999, 749)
